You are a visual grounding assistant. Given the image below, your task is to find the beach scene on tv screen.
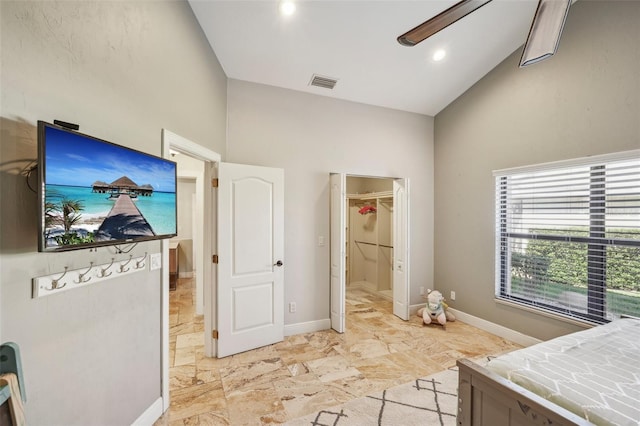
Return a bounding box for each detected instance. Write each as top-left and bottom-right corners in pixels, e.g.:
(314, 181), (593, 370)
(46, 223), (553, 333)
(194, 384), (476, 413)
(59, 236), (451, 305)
(43, 126), (176, 248)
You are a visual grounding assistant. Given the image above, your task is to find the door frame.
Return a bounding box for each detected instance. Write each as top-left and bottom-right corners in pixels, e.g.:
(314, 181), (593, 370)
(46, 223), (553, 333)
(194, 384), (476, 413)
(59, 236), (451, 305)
(161, 129), (220, 411)
(331, 173), (411, 331)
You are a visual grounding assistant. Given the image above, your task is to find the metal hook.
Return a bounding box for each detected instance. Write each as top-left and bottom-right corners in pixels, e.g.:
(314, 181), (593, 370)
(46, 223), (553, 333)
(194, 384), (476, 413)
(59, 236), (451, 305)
(74, 262), (94, 284)
(99, 258), (115, 278)
(119, 255), (133, 273)
(46, 267), (68, 291)
(135, 252), (148, 270)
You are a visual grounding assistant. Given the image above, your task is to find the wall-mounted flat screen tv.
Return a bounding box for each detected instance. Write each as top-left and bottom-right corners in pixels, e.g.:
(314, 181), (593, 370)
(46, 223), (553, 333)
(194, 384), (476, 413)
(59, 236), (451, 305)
(38, 121), (177, 252)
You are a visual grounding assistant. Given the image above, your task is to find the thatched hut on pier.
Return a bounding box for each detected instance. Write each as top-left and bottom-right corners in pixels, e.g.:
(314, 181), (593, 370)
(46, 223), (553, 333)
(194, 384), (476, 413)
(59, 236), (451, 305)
(92, 176), (154, 197)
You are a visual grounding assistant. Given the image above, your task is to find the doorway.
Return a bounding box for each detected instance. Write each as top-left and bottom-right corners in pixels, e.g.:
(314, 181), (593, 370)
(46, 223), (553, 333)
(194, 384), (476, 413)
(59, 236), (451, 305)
(346, 176), (394, 300)
(160, 131), (286, 410)
(171, 159), (206, 316)
(330, 173), (410, 334)
(161, 129), (220, 411)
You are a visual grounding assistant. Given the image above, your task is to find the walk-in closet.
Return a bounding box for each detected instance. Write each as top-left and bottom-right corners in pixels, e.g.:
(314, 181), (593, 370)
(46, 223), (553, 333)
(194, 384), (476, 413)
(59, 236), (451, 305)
(346, 176), (394, 300)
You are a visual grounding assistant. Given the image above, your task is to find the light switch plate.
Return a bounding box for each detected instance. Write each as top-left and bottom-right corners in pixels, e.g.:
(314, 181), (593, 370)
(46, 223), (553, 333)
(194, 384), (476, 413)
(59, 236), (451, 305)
(150, 253), (162, 270)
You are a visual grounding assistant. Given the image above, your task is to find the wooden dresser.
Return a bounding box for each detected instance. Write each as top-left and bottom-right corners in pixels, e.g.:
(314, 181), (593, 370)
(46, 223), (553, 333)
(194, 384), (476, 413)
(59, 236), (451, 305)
(169, 241), (180, 290)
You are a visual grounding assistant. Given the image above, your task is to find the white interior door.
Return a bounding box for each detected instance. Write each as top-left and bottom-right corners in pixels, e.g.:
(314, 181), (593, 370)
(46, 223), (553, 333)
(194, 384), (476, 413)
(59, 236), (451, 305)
(217, 162), (284, 357)
(393, 178), (410, 320)
(329, 173), (346, 333)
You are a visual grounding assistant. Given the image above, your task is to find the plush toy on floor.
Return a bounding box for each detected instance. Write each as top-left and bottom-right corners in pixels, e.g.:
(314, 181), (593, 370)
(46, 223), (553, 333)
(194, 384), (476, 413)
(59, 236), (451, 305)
(417, 289), (456, 329)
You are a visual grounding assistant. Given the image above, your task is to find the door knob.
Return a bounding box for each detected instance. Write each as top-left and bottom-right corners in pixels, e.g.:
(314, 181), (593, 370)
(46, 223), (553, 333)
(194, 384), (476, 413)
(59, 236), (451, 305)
(274, 260), (283, 267)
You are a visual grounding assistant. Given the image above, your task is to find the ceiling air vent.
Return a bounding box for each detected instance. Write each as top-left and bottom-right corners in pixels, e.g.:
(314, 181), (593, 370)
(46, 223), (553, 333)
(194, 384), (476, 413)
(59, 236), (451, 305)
(309, 74), (338, 90)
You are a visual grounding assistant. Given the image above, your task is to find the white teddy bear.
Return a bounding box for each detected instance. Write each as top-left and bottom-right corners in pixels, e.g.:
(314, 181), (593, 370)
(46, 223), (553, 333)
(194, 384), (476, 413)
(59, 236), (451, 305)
(416, 289), (456, 329)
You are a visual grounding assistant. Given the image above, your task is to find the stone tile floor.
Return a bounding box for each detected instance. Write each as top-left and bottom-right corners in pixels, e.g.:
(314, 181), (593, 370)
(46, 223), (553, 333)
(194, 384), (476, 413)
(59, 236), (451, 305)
(155, 278), (520, 425)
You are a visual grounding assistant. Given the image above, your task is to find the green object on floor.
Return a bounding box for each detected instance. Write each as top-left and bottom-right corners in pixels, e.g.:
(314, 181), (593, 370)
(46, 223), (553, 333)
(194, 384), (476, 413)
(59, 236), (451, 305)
(0, 342), (26, 403)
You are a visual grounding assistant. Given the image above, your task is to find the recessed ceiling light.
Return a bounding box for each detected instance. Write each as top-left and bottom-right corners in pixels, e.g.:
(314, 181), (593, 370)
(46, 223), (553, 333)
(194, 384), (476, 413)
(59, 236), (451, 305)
(279, 1), (296, 16)
(433, 49), (446, 62)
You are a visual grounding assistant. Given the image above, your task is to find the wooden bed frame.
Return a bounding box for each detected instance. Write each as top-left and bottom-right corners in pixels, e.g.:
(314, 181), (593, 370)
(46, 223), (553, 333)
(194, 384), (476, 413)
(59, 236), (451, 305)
(456, 358), (593, 426)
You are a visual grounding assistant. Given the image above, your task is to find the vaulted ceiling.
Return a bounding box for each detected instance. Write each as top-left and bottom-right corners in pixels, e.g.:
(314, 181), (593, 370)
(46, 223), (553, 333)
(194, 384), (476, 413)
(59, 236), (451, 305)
(189, 1), (541, 116)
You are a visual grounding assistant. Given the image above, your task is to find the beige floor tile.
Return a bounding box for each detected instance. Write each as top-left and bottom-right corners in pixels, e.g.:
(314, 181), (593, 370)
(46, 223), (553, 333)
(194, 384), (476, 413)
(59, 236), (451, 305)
(353, 354), (415, 385)
(285, 362), (310, 376)
(195, 412), (231, 425)
(157, 277), (521, 426)
(228, 344), (281, 366)
(169, 381), (226, 422)
(225, 386), (285, 425)
(220, 357), (291, 393)
(276, 340), (325, 364)
(174, 347), (196, 367)
(340, 337), (394, 361)
(273, 373), (340, 419)
(170, 364), (197, 390)
(176, 332), (205, 349)
(170, 323), (196, 337)
(323, 374), (378, 403)
(305, 354), (363, 383)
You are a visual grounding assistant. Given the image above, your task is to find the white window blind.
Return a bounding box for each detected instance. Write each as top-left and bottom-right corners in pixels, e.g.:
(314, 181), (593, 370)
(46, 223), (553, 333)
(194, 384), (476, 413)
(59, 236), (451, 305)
(495, 151), (640, 324)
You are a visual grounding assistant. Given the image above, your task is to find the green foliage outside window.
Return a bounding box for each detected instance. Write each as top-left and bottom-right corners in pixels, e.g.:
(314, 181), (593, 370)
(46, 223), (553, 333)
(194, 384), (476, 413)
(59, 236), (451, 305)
(509, 228), (640, 318)
(514, 228), (640, 292)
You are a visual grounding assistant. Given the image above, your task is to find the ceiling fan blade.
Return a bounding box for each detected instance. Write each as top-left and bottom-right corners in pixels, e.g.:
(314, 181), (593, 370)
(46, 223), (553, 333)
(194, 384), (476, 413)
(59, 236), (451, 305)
(519, 0), (571, 67)
(397, 0), (493, 47)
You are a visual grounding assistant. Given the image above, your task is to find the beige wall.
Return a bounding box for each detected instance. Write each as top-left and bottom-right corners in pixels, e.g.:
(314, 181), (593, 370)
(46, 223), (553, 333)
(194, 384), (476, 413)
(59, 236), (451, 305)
(175, 178), (196, 274)
(226, 79), (434, 324)
(0, 1), (227, 424)
(434, 1), (640, 340)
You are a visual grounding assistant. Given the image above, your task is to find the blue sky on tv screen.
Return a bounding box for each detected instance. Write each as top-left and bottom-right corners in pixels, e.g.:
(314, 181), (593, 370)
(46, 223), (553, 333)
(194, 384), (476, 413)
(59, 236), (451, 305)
(45, 125), (176, 192)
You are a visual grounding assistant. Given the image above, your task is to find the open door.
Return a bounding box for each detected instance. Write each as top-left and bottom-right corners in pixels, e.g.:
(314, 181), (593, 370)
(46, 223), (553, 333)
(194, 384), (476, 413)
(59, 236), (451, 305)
(329, 173), (346, 333)
(392, 178), (410, 320)
(217, 162), (284, 357)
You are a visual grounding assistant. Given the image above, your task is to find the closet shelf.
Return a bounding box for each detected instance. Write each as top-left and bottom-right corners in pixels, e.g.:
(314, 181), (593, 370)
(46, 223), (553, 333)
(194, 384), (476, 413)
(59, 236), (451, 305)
(347, 190), (392, 200)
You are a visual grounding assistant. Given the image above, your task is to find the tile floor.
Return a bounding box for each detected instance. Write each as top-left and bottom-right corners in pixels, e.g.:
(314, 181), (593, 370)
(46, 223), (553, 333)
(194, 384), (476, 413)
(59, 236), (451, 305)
(155, 278), (521, 425)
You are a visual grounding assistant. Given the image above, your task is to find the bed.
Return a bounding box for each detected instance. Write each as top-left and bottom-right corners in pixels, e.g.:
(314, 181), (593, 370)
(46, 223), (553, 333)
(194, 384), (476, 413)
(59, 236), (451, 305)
(457, 317), (640, 426)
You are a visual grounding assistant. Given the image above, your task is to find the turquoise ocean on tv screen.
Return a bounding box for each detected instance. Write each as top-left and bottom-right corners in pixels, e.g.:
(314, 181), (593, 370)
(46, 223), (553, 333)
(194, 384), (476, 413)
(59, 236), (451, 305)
(46, 184), (176, 236)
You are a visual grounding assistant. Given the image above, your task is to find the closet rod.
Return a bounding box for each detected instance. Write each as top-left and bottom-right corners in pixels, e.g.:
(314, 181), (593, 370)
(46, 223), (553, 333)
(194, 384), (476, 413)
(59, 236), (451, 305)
(354, 241), (394, 249)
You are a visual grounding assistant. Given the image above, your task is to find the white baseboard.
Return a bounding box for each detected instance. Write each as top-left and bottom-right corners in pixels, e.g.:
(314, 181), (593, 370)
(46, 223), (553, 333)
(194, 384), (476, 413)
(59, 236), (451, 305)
(284, 318), (331, 336)
(131, 397), (164, 426)
(447, 308), (541, 347)
(409, 303), (423, 316)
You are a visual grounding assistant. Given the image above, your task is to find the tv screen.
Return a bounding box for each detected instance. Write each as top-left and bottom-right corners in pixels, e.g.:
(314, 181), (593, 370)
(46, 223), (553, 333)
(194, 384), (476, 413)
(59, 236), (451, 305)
(38, 121), (177, 252)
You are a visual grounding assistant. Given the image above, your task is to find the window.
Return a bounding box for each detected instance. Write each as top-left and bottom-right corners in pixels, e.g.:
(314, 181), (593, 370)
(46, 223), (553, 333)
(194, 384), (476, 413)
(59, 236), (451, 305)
(495, 151), (640, 324)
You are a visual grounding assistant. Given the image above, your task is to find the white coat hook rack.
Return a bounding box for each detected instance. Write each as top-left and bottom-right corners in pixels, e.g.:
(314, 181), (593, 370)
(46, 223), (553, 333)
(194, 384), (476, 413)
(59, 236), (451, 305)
(46, 267), (68, 291)
(135, 252), (148, 270)
(119, 255), (133, 273)
(32, 253), (157, 299)
(98, 258), (115, 278)
(74, 262), (94, 284)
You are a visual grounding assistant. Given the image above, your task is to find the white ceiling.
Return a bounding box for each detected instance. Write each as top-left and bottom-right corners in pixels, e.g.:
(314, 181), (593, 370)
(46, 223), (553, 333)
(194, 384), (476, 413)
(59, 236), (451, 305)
(189, 0), (540, 116)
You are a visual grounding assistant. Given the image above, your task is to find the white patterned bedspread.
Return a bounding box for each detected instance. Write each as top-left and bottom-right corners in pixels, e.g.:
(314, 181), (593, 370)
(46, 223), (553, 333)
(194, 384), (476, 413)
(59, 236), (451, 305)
(486, 318), (640, 426)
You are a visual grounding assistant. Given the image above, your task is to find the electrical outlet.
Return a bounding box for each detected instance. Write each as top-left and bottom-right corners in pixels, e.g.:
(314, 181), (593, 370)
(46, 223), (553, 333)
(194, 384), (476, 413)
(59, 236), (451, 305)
(150, 253), (162, 270)
(289, 302), (296, 313)
(419, 286), (425, 296)
(318, 236), (325, 246)
(450, 291), (456, 301)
